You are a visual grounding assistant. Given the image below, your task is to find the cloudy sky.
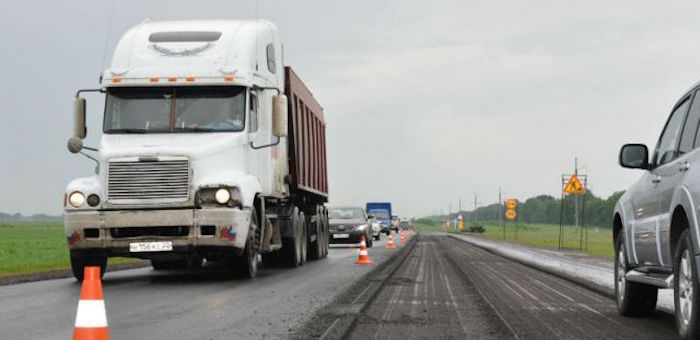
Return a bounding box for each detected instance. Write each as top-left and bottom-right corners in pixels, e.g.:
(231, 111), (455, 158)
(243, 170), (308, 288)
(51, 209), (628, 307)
(2, 0), (700, 216)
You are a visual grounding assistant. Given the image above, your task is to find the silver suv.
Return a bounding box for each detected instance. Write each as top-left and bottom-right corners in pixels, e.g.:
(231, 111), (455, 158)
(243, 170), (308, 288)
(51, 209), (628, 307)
(616, 82), (700, 339)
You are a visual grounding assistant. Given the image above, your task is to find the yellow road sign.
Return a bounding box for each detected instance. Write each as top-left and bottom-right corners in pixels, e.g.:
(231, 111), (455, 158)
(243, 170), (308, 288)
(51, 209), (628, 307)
(506, 199), (517, 209)
(563, 175), (586, 194)
(505, 209), (517, 220)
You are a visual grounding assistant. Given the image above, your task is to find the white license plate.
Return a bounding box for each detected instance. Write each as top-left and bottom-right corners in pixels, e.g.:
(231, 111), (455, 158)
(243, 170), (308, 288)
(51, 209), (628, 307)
(129, 241), (173, 252)
(333, 233), (350, 239)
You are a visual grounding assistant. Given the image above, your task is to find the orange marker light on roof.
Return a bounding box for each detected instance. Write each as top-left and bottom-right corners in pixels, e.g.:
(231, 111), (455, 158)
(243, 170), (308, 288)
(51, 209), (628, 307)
(112, 77), (121, 83)
(224, 76), (234, 82)
(168, 77), (177, 82)
(186, 77), (195, 82)
(150, 77), (159, 83)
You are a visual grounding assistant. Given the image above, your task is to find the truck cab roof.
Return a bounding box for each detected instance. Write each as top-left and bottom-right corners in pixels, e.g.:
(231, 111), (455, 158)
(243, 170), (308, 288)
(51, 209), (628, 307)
(104, 20), (282, 87)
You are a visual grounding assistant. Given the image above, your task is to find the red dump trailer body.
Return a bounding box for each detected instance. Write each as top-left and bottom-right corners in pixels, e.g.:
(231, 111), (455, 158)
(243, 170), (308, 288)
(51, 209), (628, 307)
(284, 67), (328, 204)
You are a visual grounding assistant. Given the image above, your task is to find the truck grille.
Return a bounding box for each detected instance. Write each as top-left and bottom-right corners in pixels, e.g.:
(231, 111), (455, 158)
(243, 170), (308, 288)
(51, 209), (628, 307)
(108, 160), (190, 201)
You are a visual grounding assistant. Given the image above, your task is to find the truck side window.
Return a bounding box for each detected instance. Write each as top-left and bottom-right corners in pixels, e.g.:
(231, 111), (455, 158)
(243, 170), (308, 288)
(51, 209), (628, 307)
(681, 93), (700, 154)
(654, 98), (690, 166)
(249, 92), (258, 133)
(266, 44), (276, 74)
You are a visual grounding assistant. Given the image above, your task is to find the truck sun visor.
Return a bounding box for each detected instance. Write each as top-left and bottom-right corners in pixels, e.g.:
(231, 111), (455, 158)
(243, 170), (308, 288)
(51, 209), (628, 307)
(149, 31), (222, 43)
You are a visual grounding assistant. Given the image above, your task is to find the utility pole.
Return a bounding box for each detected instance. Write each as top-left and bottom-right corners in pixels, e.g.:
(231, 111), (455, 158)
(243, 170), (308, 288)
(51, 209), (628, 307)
(458, 198), (461, 214)
(499, 187), (504, 239)
(574, 157), (579, 228)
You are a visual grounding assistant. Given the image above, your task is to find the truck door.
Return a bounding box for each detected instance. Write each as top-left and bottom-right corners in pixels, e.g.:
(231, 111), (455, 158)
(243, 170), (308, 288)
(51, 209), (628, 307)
(637, 97), (690, 266)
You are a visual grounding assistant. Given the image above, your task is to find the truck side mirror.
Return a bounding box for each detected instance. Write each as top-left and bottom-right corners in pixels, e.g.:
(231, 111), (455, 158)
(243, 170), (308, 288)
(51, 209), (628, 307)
(272, 94), (288, 137)
(67, 136), (83, 154)
(74, 97), (87, 139)
(619, 143), (649, 169)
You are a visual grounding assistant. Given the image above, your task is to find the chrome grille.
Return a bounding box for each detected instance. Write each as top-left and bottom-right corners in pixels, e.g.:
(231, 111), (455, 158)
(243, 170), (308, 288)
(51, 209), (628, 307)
(108, 160), (190, 201)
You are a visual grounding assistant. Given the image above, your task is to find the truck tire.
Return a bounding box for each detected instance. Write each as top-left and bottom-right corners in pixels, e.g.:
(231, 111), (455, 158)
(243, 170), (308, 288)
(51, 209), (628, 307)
(70, 250), (107, 282)
(299, 211), (307, 266)
(281, 207), (302, 268)
(231, 212), (259, 279)
(374, 232), (381, 241)
(308, 212), (323, 261)
(674, 229), (700, 339)
(320, 212), (329, 258)
(615, 233), (657, 316)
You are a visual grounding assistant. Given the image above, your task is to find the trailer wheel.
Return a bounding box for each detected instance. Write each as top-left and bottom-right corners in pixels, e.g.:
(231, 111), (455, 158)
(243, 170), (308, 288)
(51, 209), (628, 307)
(322, 209), (329, 258)
(309, 210), (324, 261)
(299, 211), (307, 266)
(281, 207), (302, 268)
(70, 250), (107, 282)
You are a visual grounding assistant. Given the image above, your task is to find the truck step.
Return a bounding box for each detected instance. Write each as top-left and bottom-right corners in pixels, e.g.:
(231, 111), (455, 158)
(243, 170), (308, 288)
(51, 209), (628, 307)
(625, 270), (673, 288)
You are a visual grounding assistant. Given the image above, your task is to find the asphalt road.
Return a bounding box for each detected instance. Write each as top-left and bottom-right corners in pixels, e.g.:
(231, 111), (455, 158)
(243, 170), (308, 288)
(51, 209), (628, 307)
(0, 234), (401, 340)
(330, 234), (678, 340)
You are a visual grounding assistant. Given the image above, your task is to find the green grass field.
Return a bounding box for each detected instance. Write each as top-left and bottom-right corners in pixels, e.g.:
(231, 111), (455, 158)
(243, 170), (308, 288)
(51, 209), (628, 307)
(0, 221), (136, 277)
(414, 219), (614, 258)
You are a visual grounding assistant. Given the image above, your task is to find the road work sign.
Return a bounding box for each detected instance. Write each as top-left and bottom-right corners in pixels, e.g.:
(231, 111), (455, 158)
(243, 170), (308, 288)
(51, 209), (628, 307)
(506, 199), (517, 209)
(505, 209), (517, 220)
(563, 175), (586, 194)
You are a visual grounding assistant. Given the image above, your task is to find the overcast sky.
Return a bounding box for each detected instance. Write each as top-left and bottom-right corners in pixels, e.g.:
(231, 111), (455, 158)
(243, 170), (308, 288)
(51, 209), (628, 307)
(2, 0), (700, 216)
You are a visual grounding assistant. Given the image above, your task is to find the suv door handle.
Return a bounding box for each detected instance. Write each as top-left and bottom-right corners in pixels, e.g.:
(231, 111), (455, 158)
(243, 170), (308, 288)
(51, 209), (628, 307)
(679, 161), (691, 172)
(652, 174), (661, 184)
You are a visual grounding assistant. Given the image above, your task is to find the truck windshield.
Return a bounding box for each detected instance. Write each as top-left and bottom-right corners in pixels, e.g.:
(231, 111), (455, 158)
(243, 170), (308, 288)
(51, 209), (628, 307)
(104, 86), (246, 133)
(369, 210), (390, 219)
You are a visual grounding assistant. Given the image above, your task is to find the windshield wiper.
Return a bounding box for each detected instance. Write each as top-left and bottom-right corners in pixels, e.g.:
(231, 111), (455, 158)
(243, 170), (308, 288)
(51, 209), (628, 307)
(105, 128), (149, 133)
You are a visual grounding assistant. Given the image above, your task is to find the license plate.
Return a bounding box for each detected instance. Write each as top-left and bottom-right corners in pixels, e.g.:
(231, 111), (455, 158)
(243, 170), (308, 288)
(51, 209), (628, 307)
(333, 233), (350, 239)
(129, 241), (173, 252)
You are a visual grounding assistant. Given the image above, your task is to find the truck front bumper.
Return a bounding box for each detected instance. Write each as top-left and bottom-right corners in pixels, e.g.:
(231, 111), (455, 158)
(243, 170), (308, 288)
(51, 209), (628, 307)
(64, 208), (251, 258)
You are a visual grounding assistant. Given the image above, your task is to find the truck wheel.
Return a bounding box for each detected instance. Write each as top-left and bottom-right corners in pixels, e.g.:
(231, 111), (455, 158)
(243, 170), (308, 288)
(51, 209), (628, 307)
(299, 211), (307, 265)
(231, 212), (259, 279)
(308, 213), (323, 261)
(675, 229), (700, 339)
(70, 250), (107, 282)
(281, 207), (301, 268)
(615, 233), (657, 316)
(374, 232), (381, 241)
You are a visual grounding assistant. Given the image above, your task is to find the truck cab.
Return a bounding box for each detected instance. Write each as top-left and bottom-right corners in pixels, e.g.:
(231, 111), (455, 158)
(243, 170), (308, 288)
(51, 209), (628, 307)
(65, 20), (329, 281)
(366, 202), (392, 235)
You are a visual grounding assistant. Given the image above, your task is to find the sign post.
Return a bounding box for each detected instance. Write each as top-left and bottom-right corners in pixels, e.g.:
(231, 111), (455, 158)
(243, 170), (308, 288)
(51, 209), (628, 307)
(559, 161), (587, 250)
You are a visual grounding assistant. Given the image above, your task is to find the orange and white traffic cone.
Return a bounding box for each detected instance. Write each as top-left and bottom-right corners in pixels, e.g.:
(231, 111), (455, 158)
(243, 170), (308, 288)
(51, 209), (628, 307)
(355, 235), (372, 265)
(73, 267), (109, 340)
(386, 234), (396, 249)
(399, 231), (406, 244)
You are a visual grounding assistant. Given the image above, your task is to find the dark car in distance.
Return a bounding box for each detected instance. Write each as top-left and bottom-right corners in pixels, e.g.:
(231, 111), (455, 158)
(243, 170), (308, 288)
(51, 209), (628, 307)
(328, 206), (374, 247)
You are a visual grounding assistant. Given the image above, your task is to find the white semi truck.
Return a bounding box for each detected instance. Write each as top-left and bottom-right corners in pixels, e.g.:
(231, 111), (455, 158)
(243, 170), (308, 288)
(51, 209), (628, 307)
(64, 20), (330, 281)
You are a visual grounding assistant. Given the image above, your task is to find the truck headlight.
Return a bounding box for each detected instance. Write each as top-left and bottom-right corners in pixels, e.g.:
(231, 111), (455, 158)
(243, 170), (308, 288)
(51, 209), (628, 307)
(68, 191), (85, 208)
(197, 187), (242, 207)
(215, 188), (231, 204)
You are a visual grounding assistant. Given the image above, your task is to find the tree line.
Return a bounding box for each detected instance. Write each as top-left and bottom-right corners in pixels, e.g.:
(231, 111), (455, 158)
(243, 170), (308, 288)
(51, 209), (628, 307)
(428, 190), (624, 228)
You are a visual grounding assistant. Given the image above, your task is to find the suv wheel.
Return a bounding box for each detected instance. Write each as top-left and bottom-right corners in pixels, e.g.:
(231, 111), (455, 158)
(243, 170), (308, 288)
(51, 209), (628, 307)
(675, 229), (700, 339)
(615, 233), (657, 316)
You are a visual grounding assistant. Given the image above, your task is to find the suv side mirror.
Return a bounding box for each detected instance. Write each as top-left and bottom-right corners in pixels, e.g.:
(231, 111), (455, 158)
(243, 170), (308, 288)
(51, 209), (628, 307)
(368, 214), (375, 219)
(74, 97), (87, 139)
(620, 144), (649, 169)
(272, 94), (288, 137)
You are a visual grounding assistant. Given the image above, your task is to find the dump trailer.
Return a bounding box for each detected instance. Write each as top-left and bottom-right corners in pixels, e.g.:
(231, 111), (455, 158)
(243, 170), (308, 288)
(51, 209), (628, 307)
(63, 20), (329, 281)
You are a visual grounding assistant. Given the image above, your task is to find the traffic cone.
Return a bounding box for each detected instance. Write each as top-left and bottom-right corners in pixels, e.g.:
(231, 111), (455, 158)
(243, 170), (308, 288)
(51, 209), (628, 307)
(386, 234), (396, 249)
(355, 235), (372, 265)
(73, 267), (109, 340)
(399, 231), (406, 244)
